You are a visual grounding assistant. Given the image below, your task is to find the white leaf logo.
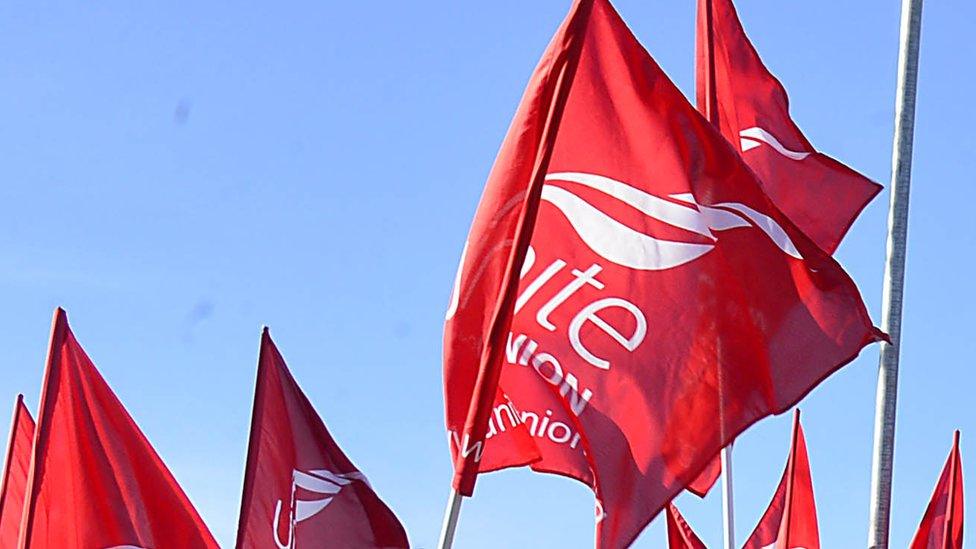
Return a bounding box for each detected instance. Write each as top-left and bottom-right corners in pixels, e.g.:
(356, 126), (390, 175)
(273, 469), (369, 549)
(542, 172), (801, 269)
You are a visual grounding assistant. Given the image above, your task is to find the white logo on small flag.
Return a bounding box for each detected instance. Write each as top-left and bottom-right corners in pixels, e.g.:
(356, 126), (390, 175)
(273, 469), (370, 549)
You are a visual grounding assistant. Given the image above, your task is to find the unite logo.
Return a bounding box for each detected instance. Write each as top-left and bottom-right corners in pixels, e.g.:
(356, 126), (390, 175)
(739, 127), (811, 161)
(446, 170), (801, 321)
(540, 171), (802, 267)
(272, 468), (369, 549)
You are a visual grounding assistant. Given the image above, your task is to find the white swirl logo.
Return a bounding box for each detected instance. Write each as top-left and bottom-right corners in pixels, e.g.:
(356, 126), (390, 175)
(541, 172), (801, 270)
(273, 469), (369, 549)
(739, 127), (811, 160)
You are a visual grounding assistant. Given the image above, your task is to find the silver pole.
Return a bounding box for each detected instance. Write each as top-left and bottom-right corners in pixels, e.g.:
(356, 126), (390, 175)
(437, 489), (463, 549)
(721, 445), (735, 549)
(867, 0), (924, 545)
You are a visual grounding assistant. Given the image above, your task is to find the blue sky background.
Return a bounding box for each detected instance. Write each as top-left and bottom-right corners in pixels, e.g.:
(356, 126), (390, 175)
(0, 0), (972, 547)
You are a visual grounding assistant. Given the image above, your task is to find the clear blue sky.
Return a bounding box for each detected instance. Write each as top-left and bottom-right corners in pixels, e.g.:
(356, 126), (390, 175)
(0, 0), (971, 547)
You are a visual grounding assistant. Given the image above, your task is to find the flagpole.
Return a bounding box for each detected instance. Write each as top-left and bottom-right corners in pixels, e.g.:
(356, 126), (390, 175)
(701, 1), (735, 546)
(867, 0), (925, 545)
(437, 489), (463, 549)
(720, 445), (735, 549)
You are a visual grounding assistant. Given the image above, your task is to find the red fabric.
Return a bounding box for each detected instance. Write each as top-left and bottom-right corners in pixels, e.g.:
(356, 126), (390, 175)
(910, 431), (964, 549)
(0, 396), (34, 548)
(687, 0), (882, 497)
(441, 0), (594, 495)
(443, 0), (881, 546)
(686, 456), (720, 497)
(743, 410), (819, 549)
(236, 329), (409, 549)
(666, 504), (707, 549)
(696, 0), (881, 254)
(19, 308), (219, 549)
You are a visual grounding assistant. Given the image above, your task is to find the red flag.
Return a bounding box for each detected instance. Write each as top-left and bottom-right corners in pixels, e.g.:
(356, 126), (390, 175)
(743, 410), (819, 549)
(910, 431), (964, 549)
(441, 0), (594, 494)
(236, 328), (409, 549)
(666, 504), (706, 549)
(0, 395), (34, 548)
(696, 0), (881, 255)
(18, 308), (219, 549)
(686, 456), (721, 498)
(443, 0), (881, 545)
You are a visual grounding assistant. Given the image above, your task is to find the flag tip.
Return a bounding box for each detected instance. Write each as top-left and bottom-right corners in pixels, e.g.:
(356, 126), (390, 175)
(261, 325), (270, 336)
(51, 307), (68, 329)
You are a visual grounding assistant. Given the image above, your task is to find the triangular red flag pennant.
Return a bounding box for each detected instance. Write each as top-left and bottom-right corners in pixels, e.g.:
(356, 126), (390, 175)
(442, 0), (881, 546)
(666, 504), (707, 549)
(910, 431), (964, 549)
(0, 395), (34, 547)
(696, 0), (881, 255)
(236, 328), (409, 549)
(743, 410), (819, 549)
(19, 308), (219, 549)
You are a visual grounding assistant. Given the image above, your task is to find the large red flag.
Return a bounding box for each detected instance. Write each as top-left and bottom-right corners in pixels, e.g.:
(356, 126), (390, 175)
(0, 395), (34, 548)
(666, 504), (706, 549)
(443, 0), (881, 546)
(696, 0), (881, 255)
(743, 410), (819, 549)
(18, 308), (219, 549)
(236, 328), (409, 549)
(910, 431), (964, 549)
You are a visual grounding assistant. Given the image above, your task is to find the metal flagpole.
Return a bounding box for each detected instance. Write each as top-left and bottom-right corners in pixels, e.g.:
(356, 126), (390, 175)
(867, 0), (925, 545)
(437, 489), (463, 549)
(721, 445), (735, 549)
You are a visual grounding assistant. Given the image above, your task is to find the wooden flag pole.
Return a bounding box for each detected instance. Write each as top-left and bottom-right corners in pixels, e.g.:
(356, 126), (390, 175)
(867, 0), (925, 545)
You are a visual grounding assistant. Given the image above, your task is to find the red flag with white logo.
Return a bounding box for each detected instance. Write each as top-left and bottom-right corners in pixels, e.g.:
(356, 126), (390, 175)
(236, 328), (409, 549)
(910, 431), (964, 549)
(443, 0), (881, 546)
(18, 308), (219, 549)
(696, 0), (881, 255)
(743, 410), (819, 549)
(0, 395), (34, 548)
(666, 504), (706, 549)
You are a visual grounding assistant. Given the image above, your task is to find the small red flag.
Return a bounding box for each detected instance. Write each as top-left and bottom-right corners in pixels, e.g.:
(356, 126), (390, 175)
(666, 504), (707, 549)
(743, 410), (819, 549)
(443, 0), (881, 545)
(236, 329), (409, 549)
(910, 431), (964, 549)
(19, 308), (219, 549)
(686, 456), (721, 498)
(696, 0), (881, 255)
(0, 395), (34, 547)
